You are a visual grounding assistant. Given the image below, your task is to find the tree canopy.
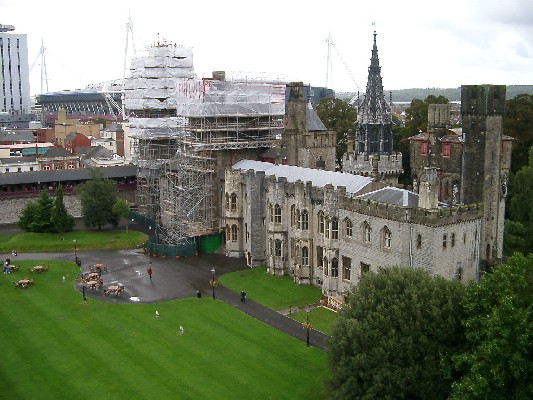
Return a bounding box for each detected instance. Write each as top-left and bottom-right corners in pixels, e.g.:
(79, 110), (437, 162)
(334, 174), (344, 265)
(450, 253), (533, 399)
(77, 168), (119, 230)
(50, 184), (75, 234)
(18, 191), (54, 233)
(326, 267), (465, 400)
(112, 198), (131, 232)
(316, 97), (357, 169)
(504, 94), (533, 174)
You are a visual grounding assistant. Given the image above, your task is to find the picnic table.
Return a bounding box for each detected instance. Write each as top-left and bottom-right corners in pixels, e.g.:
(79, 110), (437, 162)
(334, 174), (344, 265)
(87, 272), (99, 281)
(91, 263), (108, 274)
(86, 280), (98, 289)
(7, 264), (19, 272)
(33, 265), (48, 273)
(104, 284), (124, 296)
(17, 279), (33, 288)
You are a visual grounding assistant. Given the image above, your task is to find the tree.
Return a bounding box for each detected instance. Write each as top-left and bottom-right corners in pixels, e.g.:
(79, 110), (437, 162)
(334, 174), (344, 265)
(50, 184), (75, 234)
(29, 191), (54, 232)
(18, 202), (39, 232)
(112, 198), (131, 232)
(504, 94), (533, 174)
(508, 146), (533, 254)
(316, 98), (357, 169)
(450, 253), (533, 399)
(404, 95), (450, 134)
(77, 168), (118, 230)
(326, 267), (465, 400)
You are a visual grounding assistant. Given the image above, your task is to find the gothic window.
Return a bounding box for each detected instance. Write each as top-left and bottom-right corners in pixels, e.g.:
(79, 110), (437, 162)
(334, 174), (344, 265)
(416, 234), (422, 249)
(345, 218), (353, 237)
(274, 239), (282, 257)
(301, 210), (309, 231)
(331, 218), (339, 240)
(362, 221), (371, 243)
(342, 256), (351, 280)
(443, 234), (447, 248)
(318, 211), (324, 234)
(230, 193), (237, 210)
(420, 141), (428, 156)
(451, 233), (456, 247)
(231, 224), (238, 242)
(291, 205), (295, 227)
(269, 203), (273, 223)
(442, 143), (451, 158)
(301, 246), (309, 266)
(274, 204), (282, 224)
(316, 246), (323, 267)
(325, 217), (330, 239)
(269, 239), (273, 255)
(382, 226), (391, 249)
(331, 258), (339, 278)
(226, 225), (231, 241)
(360, 262), (370, 275)
(323, 257), (329, 276)
(296, 209), (301, 229)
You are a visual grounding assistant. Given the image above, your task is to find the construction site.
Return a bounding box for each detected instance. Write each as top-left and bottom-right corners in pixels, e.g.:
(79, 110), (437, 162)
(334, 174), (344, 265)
(124, 42), (286, 255)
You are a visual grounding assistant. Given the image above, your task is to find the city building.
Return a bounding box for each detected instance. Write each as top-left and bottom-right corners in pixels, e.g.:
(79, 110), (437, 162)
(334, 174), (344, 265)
(0, 24), (32, 128)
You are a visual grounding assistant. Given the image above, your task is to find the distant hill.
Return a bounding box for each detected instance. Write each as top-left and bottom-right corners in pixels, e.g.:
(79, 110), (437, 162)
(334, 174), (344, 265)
(337, 85), (533, 103)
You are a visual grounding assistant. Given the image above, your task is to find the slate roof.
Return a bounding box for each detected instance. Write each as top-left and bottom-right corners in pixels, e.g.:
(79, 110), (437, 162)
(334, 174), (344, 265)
(41, 147), (74, 158)
(0, 156), (37, 164)
(232, 160), (373, 195)
(0, 130), (35, 143)
(0, 165), (137, 185)
(358, 186), (419, 207)
(306, 102), (327, 131)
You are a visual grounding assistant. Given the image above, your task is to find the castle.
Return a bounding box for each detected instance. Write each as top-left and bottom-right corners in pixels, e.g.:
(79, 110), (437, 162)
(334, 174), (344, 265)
(222, 34), (511, 307)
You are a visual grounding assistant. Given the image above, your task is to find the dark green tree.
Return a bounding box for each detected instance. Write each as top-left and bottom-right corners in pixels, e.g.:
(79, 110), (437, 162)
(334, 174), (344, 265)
(50, 184), (75, 234)
(17, 201), (39, 232)
(316, 97), (357, 169)
(508, 146), (533, 254)
(504, 94), (533, 174)
(450, 253), (533, 399)
(326, 267), (465, 400)
(28, 191), (54, 232)
(77, 168), (118, 230)
(112, 198), (131, 233)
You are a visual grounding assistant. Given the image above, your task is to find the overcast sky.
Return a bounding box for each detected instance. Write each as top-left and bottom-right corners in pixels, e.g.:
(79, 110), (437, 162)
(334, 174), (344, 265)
(4, 0), (533, 96)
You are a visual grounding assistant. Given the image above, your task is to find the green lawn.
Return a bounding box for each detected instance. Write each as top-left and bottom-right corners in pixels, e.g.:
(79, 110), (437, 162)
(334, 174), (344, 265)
(0, 229), (147, 253)
(0, 260), (328, 400)
(219, 267), (322, 310)
(289, 307), (338, 336)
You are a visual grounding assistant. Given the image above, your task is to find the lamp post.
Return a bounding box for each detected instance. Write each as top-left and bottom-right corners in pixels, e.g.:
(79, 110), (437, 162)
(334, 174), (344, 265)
(305, 307), (311, 347)
(73, 239), (77, 262)
(210, 267), (216, 299)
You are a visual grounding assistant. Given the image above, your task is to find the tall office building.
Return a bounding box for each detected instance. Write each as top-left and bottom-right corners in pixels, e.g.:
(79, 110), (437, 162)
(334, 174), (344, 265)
(0, 24), (32, 128)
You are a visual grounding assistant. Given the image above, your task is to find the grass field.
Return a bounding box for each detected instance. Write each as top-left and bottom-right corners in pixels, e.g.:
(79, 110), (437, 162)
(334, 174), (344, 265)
(289, 307), (337, 336)
(219, 267), (322, 310)
(0, 259), (329, 400)
(0, 230), (147, 253)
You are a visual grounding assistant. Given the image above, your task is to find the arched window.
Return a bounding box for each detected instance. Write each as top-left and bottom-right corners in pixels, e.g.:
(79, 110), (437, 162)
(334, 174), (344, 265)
(382, 226), (391, 248)
(301, 246), (309, 266)
(362, 221), (371, 243)
(231, 224), (238, 242)
(296, 209), (301, 229)
(325, 217), (330, 239)
(274, 204), (282, 224)
(345, 218), (353, 237)
(290, 205), (295, 227)
(275, 239), (282, 257)
(323, 257), (329, 276)
(416, 234), (422, 249)
(269, 238), (273, 255)
(226, 225), (231, 241)
(301, 210), (309, 231)
(316, 246), (323, 267)
(269, 203), (274, 222)
(331, 218), (339, 240)
(331, 258), (339, 277)
(225, 193), (230, 210)
(451, 232), (456, 247)
(342, 256), (351, 280)
(318, 211), (324, 234)
(230, 193), (237, 210)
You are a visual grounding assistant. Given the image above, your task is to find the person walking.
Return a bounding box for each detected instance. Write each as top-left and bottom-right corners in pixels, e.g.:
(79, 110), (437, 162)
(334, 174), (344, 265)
(82, 284), (87, 303)
(147, 267), (153, 281)
(240, 290), (246, 303)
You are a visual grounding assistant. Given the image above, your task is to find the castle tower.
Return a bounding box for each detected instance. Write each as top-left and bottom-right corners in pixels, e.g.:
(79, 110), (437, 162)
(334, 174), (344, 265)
(342, 31), (402, 184)
(283, 82), (336, 171)
(461, 85), (511, 262)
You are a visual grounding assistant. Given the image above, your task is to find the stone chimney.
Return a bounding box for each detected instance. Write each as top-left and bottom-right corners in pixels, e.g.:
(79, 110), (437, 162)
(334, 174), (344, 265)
(418, 167), (439, 209)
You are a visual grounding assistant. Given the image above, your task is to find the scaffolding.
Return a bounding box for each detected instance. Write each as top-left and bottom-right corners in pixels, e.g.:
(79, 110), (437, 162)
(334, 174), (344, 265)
(125, 43), (285, 246)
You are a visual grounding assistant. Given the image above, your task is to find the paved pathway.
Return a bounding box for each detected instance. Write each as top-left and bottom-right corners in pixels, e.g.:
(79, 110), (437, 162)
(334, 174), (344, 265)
(10, 246), (328, 351)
